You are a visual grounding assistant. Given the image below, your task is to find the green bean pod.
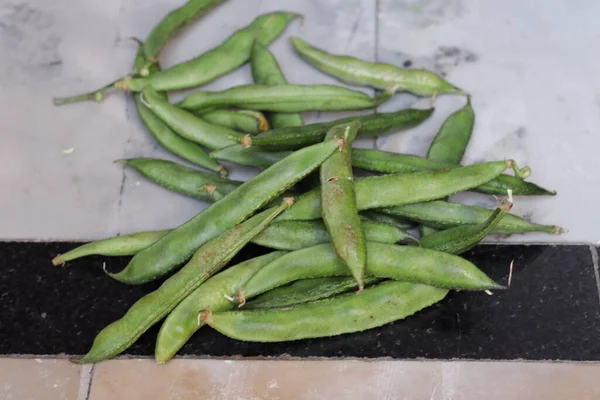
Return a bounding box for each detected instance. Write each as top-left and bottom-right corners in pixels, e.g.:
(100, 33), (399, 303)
(178, 84), (394, 113)
(241, 108), (434, 150)
(118, 12), (299, 92)
(252, 219), (416, 250)
(199, 110), (270, 134)
(139, 0), (227, 76)
(51, 230), (170, 266)
(421, 201), (511, 254)
(80, 201), (290, 363)
(250, 41), (304, 128)
(280, 161), (513, 221)
(352, 149), (555, 195)
(111, 138), (340, 284)
(131, 50), (221, 171)
(122, 158), (242, 201)
(244, 276), (382, 310)
(142, 87), (245, 151)
(360, 210), (416, 230)
(238, 242), (502, 304)
(290, 37), (463, 97)
(155, 251), (285, 363)
(211, 145), (293, 169)
(204, 281), (449, 342)
(320, 122), (366, 288)
(427, 97), (474, 164)
(382, 201), (563, 235)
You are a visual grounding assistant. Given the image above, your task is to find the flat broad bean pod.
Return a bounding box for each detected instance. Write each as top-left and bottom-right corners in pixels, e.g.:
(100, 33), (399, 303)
(122, 158), (241, 201)
(177, 84), (395, 113)
(203, 281), (449, 342)
(80, 201), (291, 363)
(117, 12), (300, 92)
(352, 149), (554, 195)
(382, 201), (563, 235)
(280, 160), (513, 221)
(211, 145), (293, 170)
(132, 49), (221, 171)
(239, 108), (434, 150)
(199, 110), (270, 134)
(111, 138), (340, 285)
(244, 276), (382, 310)
(142, 86), (245, 152)
(290, 36), (463, 97)
(320, 121), (366, 288)
(251, 41), (304, 128)
(155, 251), (285, 363)
(238, 242), (502, 305)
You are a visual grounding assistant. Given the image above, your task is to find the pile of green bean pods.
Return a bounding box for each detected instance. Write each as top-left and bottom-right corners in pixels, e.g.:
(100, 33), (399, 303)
(52, 1), (563, 364)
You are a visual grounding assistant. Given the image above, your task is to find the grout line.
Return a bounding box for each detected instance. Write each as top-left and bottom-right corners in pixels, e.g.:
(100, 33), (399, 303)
(374, 0), (380, 62)
(589, 245), (600, 306)
(77, 364), (95, 400)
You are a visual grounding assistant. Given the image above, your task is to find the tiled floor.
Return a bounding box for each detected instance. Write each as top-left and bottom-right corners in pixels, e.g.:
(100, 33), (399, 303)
(2, 0), (600, 399)
(2, 358), (600, 400)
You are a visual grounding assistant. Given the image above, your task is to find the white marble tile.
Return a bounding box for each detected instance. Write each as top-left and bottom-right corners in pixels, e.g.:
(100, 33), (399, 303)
(377, 0), (600, 243)
(0, 0), (376, 240)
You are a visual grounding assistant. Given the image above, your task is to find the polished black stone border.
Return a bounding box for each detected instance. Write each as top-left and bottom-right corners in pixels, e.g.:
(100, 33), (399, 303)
(0, 242), (598, 360)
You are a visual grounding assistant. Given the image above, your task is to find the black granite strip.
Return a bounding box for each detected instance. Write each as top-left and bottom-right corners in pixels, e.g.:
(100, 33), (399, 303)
(0, 242), (598, 360)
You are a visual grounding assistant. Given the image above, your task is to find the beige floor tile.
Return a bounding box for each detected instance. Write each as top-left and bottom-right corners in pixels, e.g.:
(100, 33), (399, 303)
(444, 361), (600, 400)
(89, 359), (441, 400)
(0, 358), (81, 400)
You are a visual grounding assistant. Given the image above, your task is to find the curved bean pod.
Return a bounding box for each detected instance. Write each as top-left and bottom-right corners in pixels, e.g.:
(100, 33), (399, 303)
(118, 12), (299, 92)
(351, 149), (555, 196)
(244, 276), (382, 310)
(155, 251), (285, 363)
(211, 145), (293, 170)
(251, 41), (304, 128)
(131, 49), (224, 172)
(280, 161), (512, 221)
(200, 110), (270, 134)
(122, 158), (241, 201)
(203, 281), (449, 342)
(420, 201), (511, 254)
(320, 121), (366, 288)
(139, 0), (227, 76)
(178, 84), (394, 113)
(239, 242), (502, 303)
(382, 201), (563, 235)
(111, 138), (340, 284)
(51, 230), (169, 266)
(143, 87), (245, 151)
(252, 219), (416, 250)
(427, 97), (474, 164)
(80, 201), (290, 363)
(241, 108), (434, 150)
(290, 36), (463, 96)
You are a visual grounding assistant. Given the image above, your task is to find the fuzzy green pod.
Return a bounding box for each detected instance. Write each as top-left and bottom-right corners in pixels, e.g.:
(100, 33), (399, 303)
(382, 201), (563, 235)
(290, 36), (463, 96)
(250, 41), (304, 128)
(200, 110), (270, 134)
(122, 158), (242, 201)
(320, 121), (366, 288)
(142, 86), (245, 151)
(280, 161), (513, 221)
(118, 12), (300, 92)
(203, 281), (449, 342)
(155, 251), (285, 363)
(110, 138), (340, 285)
(244, 276), (382, 310)
(178, 84), (394, 113)
(80, 201), (290, 363)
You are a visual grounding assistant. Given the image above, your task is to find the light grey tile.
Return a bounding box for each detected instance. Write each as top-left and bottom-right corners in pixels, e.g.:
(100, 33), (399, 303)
(1, 0), (376, 240)
(377, 0), (600, 243)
